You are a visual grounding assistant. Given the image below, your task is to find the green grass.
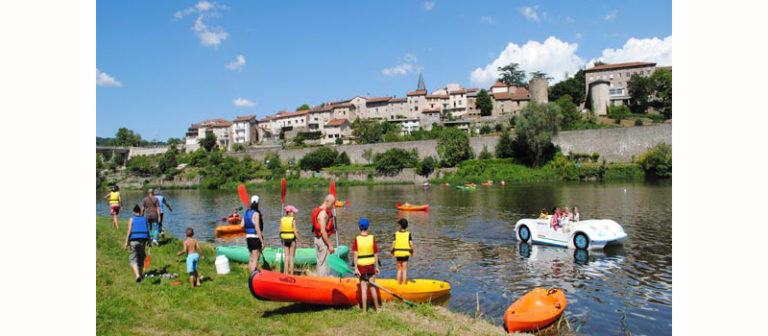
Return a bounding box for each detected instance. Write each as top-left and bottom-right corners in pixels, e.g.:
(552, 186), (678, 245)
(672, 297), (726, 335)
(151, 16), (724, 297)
(97, 216), (511, 335)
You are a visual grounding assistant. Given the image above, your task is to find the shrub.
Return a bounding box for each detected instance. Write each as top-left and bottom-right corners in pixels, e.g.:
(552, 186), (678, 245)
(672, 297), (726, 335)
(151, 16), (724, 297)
(479, 125), (492, 135)
(415, 156), (437, 177)
(478, 145), (493, 160)
(335, 137), (343, 145)
(373, 148), (419, 176)
(638, 143), (672, 178)
(634, 119), (644, 126)
(436, 127), (474, 167)
(591, 152), (600, 163)
(336, 151), (351, 166)
(299, 147), (339, 172)
(232, 143), (246, 152)
(494, 123), (503, 132)
(495, 130), (514, 159)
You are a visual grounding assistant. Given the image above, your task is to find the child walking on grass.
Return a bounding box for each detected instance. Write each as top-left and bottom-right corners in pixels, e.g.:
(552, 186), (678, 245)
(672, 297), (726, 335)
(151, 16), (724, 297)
(353, 218), (380, 313)
(177, 228), (204, 287)
(391, 218), (414, 285)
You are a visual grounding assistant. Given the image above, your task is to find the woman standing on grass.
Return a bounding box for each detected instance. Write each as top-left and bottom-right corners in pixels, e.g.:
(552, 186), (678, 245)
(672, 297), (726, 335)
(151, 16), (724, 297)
(280, 205), (300, 275)
(241, 195), (264, 273)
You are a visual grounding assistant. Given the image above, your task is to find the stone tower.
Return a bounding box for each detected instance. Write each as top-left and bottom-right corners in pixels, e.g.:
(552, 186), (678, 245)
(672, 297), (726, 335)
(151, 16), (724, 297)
(529, 78), (549, 103)
(417, 72), (426, 91)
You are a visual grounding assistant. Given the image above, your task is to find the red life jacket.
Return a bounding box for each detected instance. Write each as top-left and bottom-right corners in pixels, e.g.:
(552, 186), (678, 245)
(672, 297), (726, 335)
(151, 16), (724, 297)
(312, 206), (335, 237)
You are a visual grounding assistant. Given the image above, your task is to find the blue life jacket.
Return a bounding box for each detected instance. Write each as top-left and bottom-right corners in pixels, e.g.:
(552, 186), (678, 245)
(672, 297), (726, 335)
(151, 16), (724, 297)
(243, 209), (263, 235)
(129, 215), (150, 240)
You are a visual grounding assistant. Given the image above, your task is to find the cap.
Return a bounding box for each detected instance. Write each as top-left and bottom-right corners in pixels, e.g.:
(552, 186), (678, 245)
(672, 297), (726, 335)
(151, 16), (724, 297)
(250, 195), (260, 204)
(358, 218), (370, 230)
(284, 205), (298, 213)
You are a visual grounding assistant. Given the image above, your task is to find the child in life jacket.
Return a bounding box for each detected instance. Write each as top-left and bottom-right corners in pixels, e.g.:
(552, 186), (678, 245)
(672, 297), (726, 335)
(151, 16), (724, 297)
(353, 218), (380, 313)
(391, 218), (414, 285)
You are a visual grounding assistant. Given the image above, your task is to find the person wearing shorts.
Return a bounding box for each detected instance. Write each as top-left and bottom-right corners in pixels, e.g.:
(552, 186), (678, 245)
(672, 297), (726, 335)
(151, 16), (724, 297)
(177, 227), (204, 287)
(103, 185), (122, 229)
(279, 205), (300, 275)
(391, 218), (414, 285)
(241, 195), (264, 273)
(353, 218), (380, 313)
(123, 205), (149, 282)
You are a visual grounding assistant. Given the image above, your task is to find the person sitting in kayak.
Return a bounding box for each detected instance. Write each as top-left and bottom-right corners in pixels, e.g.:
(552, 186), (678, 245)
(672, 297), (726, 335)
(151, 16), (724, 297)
(123, 205), (149, 283)
(280, 205), (300, 275)
(538, 209), (548, 219)
(353, 218), (380, 313)
(177, 227), (204, 288)
(241, 195), (264, 273)
(391, 218), (414, 285)
(230, 208), (240, 218)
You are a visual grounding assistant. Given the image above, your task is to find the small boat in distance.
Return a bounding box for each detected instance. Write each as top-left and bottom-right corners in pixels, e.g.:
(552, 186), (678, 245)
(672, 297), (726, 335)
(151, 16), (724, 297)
(395, 203), (429, 211)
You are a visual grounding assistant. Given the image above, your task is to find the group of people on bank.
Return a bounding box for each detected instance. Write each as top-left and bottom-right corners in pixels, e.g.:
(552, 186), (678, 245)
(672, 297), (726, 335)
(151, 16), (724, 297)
(539, 206), (580, 231)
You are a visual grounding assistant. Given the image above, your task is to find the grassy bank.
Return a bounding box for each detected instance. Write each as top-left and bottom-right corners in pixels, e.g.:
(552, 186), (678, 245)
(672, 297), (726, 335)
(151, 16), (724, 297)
(127, 177), (412, 191)
(431, 159), (644, 185)
(96, 216), (511, 335)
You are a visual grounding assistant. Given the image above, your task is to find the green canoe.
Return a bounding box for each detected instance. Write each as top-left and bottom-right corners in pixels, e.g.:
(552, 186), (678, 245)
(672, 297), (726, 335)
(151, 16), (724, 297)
(216, 245), (350, 264)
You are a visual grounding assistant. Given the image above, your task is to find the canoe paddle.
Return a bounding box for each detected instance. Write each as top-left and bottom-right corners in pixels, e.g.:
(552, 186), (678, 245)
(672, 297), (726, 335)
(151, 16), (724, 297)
(144, 244), (152, 270)
(327, 254), (354, 275)
(280, 177), (286, 273)
(238, 184), (250, 207)
(330, 180), (339, 251)
(369, 280), (416, 307)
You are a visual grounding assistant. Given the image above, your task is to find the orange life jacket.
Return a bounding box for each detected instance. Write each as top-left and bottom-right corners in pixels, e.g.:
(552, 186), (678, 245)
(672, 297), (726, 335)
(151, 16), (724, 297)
(311, 207), (335, 237)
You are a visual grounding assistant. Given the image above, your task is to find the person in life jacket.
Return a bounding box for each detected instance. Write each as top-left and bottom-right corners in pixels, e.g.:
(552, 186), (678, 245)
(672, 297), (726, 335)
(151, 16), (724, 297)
(280, 205), (300, 275)
(123, 205), (150, 282)
(353, 218), (380, 313)
(240, 195), (265, 273)
(391, 218), (414, 285)
(103, 185), (122, 229)
(312, 194), (336, 277)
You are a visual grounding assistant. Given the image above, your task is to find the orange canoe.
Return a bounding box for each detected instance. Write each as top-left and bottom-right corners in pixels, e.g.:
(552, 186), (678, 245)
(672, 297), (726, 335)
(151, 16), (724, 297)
(227, 216), (241, 224)
(395, 203), (429, 211)
(215, 224), (244, 235)
(505, 288), (567, 333)
(249, 269), (450, 305)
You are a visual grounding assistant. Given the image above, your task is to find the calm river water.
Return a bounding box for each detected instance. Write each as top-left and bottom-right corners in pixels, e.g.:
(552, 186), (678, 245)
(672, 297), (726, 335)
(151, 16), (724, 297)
(97, 181), (671, 335)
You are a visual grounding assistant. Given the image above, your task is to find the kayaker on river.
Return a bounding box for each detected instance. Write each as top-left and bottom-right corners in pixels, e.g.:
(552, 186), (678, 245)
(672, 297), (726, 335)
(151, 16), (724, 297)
(280, 205), (300, 275)
(103, 185), (122, 229)
(312, 194), (336, 277)
(123, 205), (149, 282)
(353, 218), (381, 313)
(241, 195), (264, 273)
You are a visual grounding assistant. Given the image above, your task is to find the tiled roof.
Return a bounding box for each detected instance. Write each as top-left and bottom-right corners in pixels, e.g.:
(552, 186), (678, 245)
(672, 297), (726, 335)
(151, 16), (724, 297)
(466, 88), (479, 92)
(656, 66), (672, 71)
(585, 61), (656, 72)
(390, 98), (407, 102)
(366, 97), (392, 103)
(331, 102), (353, 108)
(310, 105), (331, 112)
(407, 90), (427, 96)
(233, 115), (255, 122)
(426, 94), (449, 99)
(422, 107), (441, 113)
(325, 118), (349, 127)
(491, 81), (508, 88)
(449, 89), (467, 94)
(273, 110), (309, 119)
(510, 87), (530, 100)
(492, 92), (513, 100)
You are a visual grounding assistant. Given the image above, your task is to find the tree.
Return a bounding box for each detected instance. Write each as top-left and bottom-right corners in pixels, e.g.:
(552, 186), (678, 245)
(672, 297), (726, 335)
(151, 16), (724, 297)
(650, 69), (672, 118)
(109, 127), (145, 147)
(200, 132), (217, 152)
(475, 89), (493, 116)
(436, 127), (474, 167)
(158, 146), (178, 174)
(512, 102), (561, 166)
(497, 63), (527, 87)
(296, 104), (311, 111)
(530, 71), (553, 81)
(479, 125), (492, 135)
(298, 147), (339, 172)
(495, 130), (514, 158)
(167, 137), (184, 146)
(478, 145), (493, 159)
(335, 137), (343, 145)
(554, 95), (581, 130)
(627, 74), (654, 113)
(336, 151), (351, 166)
(549, 69), (586, 105)
(373, 148), (419, 176)
(415, 156), (437, 177)
(638, 143), (672, 178)
(362, 148), (374, 164)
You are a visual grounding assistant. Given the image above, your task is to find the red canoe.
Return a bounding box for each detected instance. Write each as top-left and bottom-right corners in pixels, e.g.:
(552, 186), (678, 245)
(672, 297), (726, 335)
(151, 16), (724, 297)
(505, 288), (567, 333)
(249, 269), (450, 305)
(395, 203), (429, 212)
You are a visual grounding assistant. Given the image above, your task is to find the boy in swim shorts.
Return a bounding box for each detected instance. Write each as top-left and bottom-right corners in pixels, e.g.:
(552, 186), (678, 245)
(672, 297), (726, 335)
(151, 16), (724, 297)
(177, 227), (204, 287)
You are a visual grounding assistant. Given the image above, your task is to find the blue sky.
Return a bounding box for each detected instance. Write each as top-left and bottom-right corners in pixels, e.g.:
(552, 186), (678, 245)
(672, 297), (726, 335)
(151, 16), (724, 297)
(97, 0), (671, 140)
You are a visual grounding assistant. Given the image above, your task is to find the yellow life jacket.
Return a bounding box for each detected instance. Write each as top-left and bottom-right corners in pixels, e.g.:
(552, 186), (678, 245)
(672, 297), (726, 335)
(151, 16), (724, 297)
(280, 217), (295, 240)
(356, 235), (375, 266)
(108, 192), (120, 205)
(393, 231), (412, 257)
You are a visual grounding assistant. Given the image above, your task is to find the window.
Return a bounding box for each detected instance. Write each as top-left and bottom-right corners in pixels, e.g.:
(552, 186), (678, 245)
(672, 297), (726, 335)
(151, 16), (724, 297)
(626, 72), (630, 77)
(618, 73), (622, 79)
(609, 74), (614, 79)
(647, 70), (651, 75)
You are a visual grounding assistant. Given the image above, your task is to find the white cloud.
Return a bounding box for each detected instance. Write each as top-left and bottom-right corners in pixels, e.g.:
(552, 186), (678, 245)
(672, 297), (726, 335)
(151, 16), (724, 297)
(233, 98), (256, 107)
(588, 35), (672, 67)
(382, 54), (421, 76)
(519, 6), (540, 22)
(480, 16), (496, 25)
(96, 68), (122, 87)
(174, 2), (228, 48)
(226, 54), (246, 71)
(469, 37), (584, 87)
(422, 1), (435, 11)
(604, 10), (618, 22)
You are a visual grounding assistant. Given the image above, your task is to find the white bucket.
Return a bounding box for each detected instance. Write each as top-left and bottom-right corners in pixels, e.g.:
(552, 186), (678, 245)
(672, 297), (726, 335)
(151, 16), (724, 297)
(215, 255), (230, 274)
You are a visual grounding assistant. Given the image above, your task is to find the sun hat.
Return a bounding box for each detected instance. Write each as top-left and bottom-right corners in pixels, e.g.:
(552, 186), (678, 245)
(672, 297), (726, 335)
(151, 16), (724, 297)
(358, 218), (370, 230)
(250, 195), (260, 204)
(284, 205), (298, 213)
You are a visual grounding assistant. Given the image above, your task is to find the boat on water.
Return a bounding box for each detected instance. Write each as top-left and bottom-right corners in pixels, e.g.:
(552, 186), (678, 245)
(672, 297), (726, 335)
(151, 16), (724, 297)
(249, 269), (451, 305)
(395, 203), (429, 211)
(514, 218), (627, 250)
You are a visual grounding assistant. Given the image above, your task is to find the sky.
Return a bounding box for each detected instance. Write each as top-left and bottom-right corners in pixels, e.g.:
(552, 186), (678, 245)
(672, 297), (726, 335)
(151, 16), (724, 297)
(97, 0), (671, 140)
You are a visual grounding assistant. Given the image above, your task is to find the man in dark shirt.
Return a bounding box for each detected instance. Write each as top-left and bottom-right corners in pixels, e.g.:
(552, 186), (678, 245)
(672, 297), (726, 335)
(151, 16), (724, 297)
(141, 188), (161, 245)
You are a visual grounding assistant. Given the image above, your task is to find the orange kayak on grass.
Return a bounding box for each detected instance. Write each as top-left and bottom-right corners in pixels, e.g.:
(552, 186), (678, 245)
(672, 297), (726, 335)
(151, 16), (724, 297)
(505, 288), (567, 333)
(395, 203), (429, 211)
(249, 269), (450, 305)
(215, 224), (244, 235)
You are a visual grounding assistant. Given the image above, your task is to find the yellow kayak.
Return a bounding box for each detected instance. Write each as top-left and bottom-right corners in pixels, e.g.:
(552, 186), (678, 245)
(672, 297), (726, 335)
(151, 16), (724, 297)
(373, 278), (451, 302)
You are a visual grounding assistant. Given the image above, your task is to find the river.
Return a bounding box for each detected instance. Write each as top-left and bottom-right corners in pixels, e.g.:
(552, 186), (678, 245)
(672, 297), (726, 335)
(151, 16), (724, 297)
(96, 181), (671, 335)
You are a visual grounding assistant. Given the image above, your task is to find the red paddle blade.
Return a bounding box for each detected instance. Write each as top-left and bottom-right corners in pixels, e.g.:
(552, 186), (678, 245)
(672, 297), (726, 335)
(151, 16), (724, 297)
(281, 178), (286, 204)
(144, 254), (151, 269)
(329, 180), (336, 198)
(238, 184), (249, 207)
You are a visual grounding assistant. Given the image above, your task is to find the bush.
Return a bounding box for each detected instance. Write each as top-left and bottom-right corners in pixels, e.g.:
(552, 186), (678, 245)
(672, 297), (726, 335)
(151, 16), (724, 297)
(608, 105), (632, 121)
(415, 156), (437, 177)
(126, 155), (159, 176)
(299, 147), (340, 172)
(335, 137), (343, 145)
(373, 148), (419, 176)
(200, 132), (217, 152)
(436, 127), (474, 167)
(634, 119), (644, 126)
(479, 125), (492, 135)
(495, 131), (514, 159)
(494, 123), (503, 132)
(232, 143), (246, 152)
(638, 143), (672, 178)
(478, 145), (493, 160)
(591, 152), (600, 163)
(336, 151), (351, 166)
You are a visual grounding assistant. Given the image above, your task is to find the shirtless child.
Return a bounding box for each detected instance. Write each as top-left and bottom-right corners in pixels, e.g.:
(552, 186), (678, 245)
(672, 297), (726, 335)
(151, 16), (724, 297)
(177, 228), (205, 287)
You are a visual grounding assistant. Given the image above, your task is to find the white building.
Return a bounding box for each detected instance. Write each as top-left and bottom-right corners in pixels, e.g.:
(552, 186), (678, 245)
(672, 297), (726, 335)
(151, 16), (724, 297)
(322, 118), (351, 144)
(232, 115), (258, 145)
(388, 118), (421, 135)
